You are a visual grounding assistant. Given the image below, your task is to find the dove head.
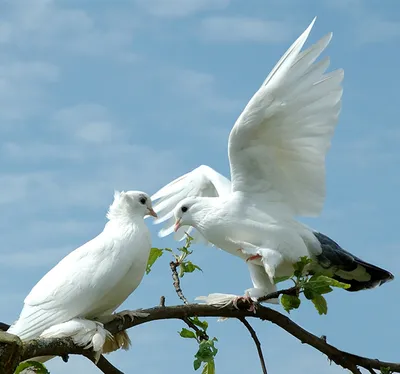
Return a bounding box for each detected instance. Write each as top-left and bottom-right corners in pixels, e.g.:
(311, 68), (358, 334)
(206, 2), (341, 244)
(173, 197), (211, 232)
(107, 191), (157, 221)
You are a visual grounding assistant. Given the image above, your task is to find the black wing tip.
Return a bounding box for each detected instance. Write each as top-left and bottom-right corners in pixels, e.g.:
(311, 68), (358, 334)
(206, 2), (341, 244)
(0, 322), (10, 331)
(313, 231), (395, 292)
(341, 268), (394, 292)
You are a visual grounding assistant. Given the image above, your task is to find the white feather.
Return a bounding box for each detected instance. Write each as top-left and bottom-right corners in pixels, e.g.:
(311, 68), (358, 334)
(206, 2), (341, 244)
(40, 319), (112, 352)
(228, 19), (343, 216)
(152, 165), (231, 243)
(8, 190), (153, 360)
(151, 18), (393, 301)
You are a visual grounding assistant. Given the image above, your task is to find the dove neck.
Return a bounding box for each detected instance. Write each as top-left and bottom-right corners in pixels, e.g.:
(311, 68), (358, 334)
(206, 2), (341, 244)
(189, 198), (219, 228)
(106, 205), (143, 225)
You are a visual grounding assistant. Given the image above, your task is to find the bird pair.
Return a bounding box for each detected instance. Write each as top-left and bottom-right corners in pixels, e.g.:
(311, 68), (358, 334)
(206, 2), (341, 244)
(7, 17), (394, 366)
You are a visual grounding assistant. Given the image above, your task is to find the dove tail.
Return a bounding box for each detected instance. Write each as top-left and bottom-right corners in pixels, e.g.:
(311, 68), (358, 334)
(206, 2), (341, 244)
(313, 231), (394, 291)
(331, 258), (394, 292)
(102, 330), (131, 354)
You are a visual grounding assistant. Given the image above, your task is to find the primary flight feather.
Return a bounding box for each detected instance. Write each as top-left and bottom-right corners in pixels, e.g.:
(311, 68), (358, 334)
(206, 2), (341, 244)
(151, 18), (393, 303)
(8, 190), (157, 359)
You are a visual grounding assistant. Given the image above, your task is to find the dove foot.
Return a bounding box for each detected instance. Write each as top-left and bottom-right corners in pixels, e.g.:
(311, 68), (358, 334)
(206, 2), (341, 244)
(115, 309), (150, 323)
(232, 295), (256, 313)
(245, 287), (279, 305)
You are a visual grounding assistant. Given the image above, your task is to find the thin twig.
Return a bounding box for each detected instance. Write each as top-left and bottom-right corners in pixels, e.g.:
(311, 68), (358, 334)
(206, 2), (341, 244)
(257, 286), (298, 303)
(182, 317), (209, 341)
(159, 296), (166, 307)
(170, 260), (189, 304)
(169, 260), (208, 340)
(239, 317), (267, 374)
(96, 355), (124, 374)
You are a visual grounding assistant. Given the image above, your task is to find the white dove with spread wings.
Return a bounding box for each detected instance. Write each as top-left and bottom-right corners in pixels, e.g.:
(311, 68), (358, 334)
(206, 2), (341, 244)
(151, 18), (393, 303)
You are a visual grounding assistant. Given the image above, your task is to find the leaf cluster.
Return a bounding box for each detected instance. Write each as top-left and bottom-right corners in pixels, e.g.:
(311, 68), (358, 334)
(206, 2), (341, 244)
(179, 318), (218, 374)
(147, 235), (202, 277)
(277, 256), (350, 315)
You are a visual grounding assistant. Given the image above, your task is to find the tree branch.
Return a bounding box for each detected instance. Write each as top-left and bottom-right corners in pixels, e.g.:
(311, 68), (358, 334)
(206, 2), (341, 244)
(103, 303), (400, 374)
(170, 260), (189, 305)
(97, 355), (124, 374)
(9, 303), (397, 374)
(19, 336), (122, 374)
(238, 317), (267, 374)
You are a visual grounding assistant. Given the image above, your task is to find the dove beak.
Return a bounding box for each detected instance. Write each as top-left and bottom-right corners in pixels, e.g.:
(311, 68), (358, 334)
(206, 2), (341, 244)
(147, 208), (158, 218)
(174, 218), (182, 232)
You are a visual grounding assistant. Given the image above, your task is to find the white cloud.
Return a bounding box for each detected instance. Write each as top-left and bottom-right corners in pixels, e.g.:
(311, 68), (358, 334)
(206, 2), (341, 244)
(0, 0), (138, 61)
(0, 1), (142, 122)
(1, 142), (84, 162)
(53, 104), (124, 144)
(0, 247), (71, 268)
(0, 171), (55, 205)
(335, 134), (400, 169)
(200, 17), (293, 43)
(0, 144), (180, 210)
(134, 0), (231, 18)
(357, 19), (400, 44)
(0, 59), (59, 121)
(325, 0), (400, 44)
(166, 68), (239, 114)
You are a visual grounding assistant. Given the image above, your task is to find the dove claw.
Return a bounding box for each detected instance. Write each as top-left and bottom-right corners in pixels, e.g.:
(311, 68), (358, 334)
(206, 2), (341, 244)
(115, 309), (149, 323)
(232, 295), (256, 312)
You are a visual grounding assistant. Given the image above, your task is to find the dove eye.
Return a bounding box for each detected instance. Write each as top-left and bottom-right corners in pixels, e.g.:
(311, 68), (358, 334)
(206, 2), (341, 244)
(181, 206), (188, 213)
(139, 197), (147, 205)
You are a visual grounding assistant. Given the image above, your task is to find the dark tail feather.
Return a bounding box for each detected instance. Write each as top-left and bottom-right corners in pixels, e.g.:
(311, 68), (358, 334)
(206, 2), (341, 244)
(0, 322), (10, 331)
(313, 231), (394, 292)
(332, 258), (394, 292)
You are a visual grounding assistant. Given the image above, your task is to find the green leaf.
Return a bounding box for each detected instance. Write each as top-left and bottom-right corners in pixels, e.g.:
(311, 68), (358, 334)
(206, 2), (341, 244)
(312, 294), (328, 315)
(281, 294), (301, 313)
(304, 275), (333, 295)
(180, 261), (202, 277)
(15, 361), (50, 374)
(193, 338), (218, 372)
(179, 328), (197, 339)
(179, 246), (192, 256)
(189, 317), (208, 331)
(146, 247), (164, 274)
(195, 339), (218, 362)
(202, 360), (215, 374)
(314, 275), (350, 290)
(194, 359), (202, 371)
(303, 287), (317, 300)
(274, 275), (291, 284)
(196, 342), (215, 362)
(380, 367), (393, 374)
(293, 256), (313, 278)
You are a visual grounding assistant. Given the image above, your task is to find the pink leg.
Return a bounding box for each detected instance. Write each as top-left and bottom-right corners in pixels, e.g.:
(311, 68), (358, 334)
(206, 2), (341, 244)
(246, 254), (262, 262)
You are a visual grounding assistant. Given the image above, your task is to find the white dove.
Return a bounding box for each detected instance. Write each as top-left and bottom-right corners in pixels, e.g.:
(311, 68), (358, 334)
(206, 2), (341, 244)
(151, 18), (394, 304)
(8, 190), (157, 361)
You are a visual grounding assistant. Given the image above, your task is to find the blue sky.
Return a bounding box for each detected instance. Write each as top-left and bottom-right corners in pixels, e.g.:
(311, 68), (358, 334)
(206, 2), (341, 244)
(1, 0), (399, 373)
